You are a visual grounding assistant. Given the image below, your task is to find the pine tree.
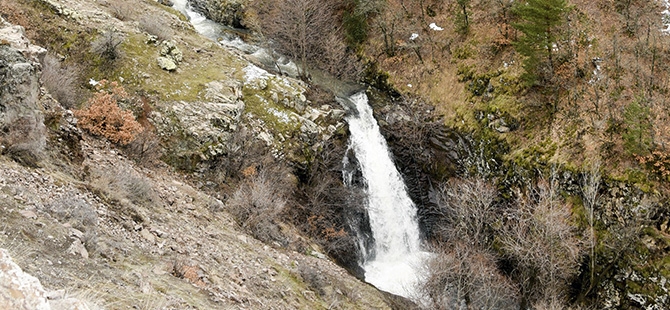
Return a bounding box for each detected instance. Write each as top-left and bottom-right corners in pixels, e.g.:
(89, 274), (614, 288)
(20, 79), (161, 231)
(512, 0), (568, 85)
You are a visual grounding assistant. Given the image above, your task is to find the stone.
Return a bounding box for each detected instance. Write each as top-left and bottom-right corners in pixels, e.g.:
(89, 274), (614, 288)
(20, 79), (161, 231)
(159, 40), (183, 63)
(19, 210), (37, 219)
(189, 0), (250, 29)
(140, 228), (156, 243)
(157, 56), (177, 71)
(329, 109), (346, 121)
(0, 248), (50, 310)
(157, 0), (174, 6)
(68, 239), (89, 259)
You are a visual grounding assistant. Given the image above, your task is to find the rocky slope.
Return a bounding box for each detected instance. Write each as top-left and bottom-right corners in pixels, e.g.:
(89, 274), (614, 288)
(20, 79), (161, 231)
(0, 0), (397, 308)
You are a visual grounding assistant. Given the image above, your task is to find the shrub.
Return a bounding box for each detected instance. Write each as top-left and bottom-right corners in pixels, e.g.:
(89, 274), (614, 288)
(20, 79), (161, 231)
(109, 1), (132, 21)
(421, 242), (520, 310)
(432, 178), (499, 247)
(75, 80), (143, 145)
(226, 166), (292, 245)
(138, 15), (173, 41)
(123, 129), (163, 165)
(499, 177), (582, 305)
(41, 53), (81, 109)
(91, 29), (124, 62)
(636, 150), (670, 181)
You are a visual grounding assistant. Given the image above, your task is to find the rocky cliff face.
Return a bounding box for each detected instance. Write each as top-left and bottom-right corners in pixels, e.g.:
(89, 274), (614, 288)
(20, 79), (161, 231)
(0, 16), (47, 167)
(188, 0), (252, 29)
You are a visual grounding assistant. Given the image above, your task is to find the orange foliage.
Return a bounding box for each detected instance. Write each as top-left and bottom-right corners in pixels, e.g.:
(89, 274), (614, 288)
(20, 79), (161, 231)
(636, 150), (670, 181)
(75, 80), (143, 145)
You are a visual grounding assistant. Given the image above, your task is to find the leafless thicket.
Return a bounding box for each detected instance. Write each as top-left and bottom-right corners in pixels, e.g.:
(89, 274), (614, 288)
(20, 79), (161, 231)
(432, 177), (498, 247)
(41, 54), (81, 109)
(226, 166), (293, 245)
(257, 0), (360, 79)
(500, 176), (583, 306)
(139, 15), (173, 41)
(91, 29), (124, 63)
(422, 242), (519, 310)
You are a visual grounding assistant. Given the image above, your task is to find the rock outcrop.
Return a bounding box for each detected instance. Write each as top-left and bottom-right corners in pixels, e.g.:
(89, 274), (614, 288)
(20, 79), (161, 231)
(0, 17), (47, 167)
(0, 249), (50, 310)
(189, 0), (251, 29)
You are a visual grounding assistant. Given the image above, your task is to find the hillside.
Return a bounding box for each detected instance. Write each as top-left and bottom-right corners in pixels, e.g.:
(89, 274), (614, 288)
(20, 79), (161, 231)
(2, 0), (670, 309)
(0, 0), (398, 308)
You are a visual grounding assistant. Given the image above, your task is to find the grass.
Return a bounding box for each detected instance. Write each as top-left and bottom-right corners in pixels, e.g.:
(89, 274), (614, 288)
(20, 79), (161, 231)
(99, 33), (243, 102)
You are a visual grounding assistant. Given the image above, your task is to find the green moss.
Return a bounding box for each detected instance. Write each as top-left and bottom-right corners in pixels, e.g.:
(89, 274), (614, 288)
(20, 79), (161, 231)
(102, 34), (243, 102)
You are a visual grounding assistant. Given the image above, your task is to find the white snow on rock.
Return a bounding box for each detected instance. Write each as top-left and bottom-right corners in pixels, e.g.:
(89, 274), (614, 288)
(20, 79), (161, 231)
(243, 64), (271, 81)
(410, 33), (419, 40)
(663, 0), (670, 33)
(429, 23), (444, 31)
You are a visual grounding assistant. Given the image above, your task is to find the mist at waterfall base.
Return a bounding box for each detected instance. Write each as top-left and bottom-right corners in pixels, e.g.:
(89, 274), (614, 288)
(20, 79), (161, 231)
(344, 93), (429, 298)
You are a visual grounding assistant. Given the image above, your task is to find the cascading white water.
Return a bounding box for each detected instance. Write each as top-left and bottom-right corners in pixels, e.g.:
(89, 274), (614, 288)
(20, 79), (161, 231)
(169, 0), (427, 298)
(345, 92), (427, 298)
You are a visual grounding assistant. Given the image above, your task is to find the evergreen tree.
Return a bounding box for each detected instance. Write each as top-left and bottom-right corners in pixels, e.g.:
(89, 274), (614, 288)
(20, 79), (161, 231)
(512, 0), (568, 85)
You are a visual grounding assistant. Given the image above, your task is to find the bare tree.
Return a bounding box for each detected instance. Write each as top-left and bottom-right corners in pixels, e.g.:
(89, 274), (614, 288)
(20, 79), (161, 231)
(500, 172), (583, 306)
(421, 242), (519, 310)
(433, 178), (499, 248)
(258, 0), (359, 79)
(581, 159), (600, 295)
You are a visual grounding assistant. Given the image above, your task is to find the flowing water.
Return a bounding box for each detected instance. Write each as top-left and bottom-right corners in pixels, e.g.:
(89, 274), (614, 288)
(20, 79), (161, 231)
(344, 93), (428, 298)
(169, 0), (427, 298)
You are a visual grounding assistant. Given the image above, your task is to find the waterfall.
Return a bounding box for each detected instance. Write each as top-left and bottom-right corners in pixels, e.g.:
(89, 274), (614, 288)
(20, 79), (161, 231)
(344, 92), (427, 298)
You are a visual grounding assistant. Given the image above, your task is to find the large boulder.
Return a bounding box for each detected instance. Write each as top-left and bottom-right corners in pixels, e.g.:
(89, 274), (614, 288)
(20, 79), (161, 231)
(0, 17), (47, 167)
(0, 249), (50, 310)
(189, 0), (252, 29)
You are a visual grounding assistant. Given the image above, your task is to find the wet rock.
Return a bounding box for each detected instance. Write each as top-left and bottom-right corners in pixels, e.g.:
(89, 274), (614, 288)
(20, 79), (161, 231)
(0, 249), (50, 310)
(189, 0), (251, 29)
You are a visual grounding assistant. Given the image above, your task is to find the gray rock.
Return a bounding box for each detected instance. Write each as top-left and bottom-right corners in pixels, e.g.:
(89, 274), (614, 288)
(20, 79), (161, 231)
(0, 248), (50, 310)
(157, 56), (177, 71)
(189, 0), (250, 29)
(329, 109), (346, 121)
(157, 0), (174, 6)
(159, 40), (183, 67)
(0, 19), (47, 166)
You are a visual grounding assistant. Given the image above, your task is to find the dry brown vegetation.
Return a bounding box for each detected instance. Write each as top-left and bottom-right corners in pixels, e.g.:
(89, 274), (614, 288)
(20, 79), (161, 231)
(41, 54), (82, 109)
(75, 80), (143, 145)
(253, 0), (360, 79)
(423, 174), (584, 309)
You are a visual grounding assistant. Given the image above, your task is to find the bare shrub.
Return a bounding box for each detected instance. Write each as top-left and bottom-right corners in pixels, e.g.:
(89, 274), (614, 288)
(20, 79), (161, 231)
(91, 29), (124, 63)
(421, 242), (520, 310)
(88, 165), (158, 208)
(109, 1), (133, 21)
(41, 54), (81, 109)
(214, 126), (269, 183)
(500, 176), (583, 305)
(258, 0), (360, 79)
(138, 15), (173, 41)
(432, 178), (499, 247)
(0, 112), (45, 167)
(226, 166), (293, 245)
(299, 265), (328, 296)
(75, 80), (143, 145)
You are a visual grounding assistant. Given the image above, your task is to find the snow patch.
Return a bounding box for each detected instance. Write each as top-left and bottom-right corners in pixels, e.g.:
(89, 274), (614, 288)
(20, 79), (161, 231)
(243, 64), (270, 81)
(663, 0), (670, 33)
(429, 23), (443, 31)
(410, 33), (419, 40)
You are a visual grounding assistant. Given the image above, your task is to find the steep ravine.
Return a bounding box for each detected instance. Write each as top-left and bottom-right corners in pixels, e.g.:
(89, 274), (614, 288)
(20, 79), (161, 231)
(0, 1), (398, 308)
